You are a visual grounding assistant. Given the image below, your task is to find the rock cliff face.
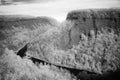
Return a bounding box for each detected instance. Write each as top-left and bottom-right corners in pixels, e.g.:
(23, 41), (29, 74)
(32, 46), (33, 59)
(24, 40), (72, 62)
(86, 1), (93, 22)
(66, 9), (120, 46)
(67, 9), (120, 32)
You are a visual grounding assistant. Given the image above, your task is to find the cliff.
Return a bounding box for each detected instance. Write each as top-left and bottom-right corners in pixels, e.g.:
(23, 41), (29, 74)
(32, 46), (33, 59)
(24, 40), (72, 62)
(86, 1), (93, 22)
(1, 9), (120, 80)
(66, 8), (120, 46)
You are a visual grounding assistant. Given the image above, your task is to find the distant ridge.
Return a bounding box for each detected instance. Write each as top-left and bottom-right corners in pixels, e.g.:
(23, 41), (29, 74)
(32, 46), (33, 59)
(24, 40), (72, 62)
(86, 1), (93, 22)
(0, 15), (59, 29)
(0, 15), (59, 43)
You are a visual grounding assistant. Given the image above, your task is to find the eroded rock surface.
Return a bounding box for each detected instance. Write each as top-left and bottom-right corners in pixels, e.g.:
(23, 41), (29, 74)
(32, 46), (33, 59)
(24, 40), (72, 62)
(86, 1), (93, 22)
(66, 9), (120, 46)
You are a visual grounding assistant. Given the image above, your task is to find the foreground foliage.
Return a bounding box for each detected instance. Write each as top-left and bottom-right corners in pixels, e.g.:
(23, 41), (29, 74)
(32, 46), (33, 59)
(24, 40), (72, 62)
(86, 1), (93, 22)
(0, 48), (72, 80)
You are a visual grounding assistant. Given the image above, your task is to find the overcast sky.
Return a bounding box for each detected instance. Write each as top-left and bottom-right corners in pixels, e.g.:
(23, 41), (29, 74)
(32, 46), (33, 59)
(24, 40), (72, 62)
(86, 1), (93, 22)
(0, 0), (120, 22)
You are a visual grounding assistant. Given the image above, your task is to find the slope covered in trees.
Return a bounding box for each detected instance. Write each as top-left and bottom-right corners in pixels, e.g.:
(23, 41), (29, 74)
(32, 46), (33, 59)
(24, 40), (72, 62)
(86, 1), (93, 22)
(0, 9), (120, 80)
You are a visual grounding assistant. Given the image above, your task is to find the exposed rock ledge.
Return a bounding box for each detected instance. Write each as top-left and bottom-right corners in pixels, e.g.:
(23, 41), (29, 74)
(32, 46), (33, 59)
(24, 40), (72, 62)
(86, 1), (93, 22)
(67, 9), (120, 34)
(66, 8), (120, 47)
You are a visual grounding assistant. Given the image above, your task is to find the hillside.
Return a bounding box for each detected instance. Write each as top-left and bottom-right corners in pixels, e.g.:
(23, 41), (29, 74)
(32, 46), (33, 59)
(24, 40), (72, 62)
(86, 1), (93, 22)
(0, 9), (120, 80)
(0, 15), (59, 50)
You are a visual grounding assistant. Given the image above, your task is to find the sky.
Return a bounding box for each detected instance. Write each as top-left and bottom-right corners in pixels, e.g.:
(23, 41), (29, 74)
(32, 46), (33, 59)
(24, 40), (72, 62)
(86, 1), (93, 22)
(0, 0), (120, 22)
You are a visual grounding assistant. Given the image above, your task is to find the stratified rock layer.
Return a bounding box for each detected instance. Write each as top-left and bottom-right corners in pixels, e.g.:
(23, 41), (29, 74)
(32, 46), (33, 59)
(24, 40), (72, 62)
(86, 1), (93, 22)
(66, 9), (120, 46)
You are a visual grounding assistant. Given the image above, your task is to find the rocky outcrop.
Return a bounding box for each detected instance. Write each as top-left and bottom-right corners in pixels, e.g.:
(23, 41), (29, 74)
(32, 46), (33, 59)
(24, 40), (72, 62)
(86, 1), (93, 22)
(66, 9), (120, 46)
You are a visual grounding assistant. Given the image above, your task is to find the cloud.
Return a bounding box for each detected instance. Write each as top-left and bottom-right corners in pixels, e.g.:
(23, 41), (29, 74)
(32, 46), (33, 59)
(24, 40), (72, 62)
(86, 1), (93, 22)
(12, 0), (53, 3)
(0, 0), (55, 5)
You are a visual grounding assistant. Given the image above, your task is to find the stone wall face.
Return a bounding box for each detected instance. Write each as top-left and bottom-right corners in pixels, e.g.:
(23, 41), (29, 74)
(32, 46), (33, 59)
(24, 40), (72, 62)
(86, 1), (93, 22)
(95, 18), (120, 34)
(66, 9), (120, 46)
(67, 9), (120, 32)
